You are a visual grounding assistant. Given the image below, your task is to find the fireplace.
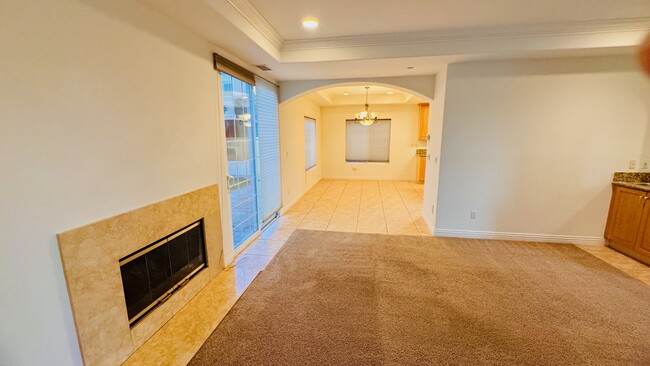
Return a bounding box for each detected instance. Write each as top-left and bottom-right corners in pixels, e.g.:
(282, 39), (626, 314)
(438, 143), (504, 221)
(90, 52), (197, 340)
(119, 219), (207, 326)
(57, 185), (223, 365)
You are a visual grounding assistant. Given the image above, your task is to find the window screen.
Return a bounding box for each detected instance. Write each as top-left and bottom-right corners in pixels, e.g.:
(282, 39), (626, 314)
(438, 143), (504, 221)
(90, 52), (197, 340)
(305, 117), (316, 170)
(345, 119), (391, 162)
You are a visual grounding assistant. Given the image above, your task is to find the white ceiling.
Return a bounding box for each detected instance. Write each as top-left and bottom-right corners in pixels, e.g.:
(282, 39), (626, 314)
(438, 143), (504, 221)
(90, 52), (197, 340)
(304, 85), (426, 107)
(139, 0), (650, 81)
(249, 0), (650, 40)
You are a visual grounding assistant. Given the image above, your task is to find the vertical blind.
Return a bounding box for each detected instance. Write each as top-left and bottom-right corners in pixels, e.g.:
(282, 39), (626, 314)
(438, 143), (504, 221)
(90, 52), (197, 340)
(305, 117), (317, 170)
(345, 119), (391, 162)
(255, 77), (282, 221)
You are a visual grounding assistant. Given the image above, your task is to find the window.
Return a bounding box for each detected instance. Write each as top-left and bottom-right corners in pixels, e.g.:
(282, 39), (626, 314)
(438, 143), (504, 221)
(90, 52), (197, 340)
(305, 117), (316, 170)
(346, 119), (391, 162)
(255, 76), (282, 222)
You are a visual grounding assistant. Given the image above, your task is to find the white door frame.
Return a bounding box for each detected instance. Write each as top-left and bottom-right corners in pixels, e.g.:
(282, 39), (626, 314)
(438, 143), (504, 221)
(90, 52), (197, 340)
(214, 72), (263, 265)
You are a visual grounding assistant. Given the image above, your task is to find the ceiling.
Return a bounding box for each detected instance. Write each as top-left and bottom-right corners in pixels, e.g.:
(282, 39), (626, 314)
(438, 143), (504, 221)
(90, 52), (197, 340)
(139, 0), (650, 81)
(304, 85), (426, 107)
(249, 0), (650, 40)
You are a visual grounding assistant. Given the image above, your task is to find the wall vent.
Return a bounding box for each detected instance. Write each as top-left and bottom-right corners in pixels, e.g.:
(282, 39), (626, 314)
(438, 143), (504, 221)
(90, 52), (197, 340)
(255, 64), (271, 71)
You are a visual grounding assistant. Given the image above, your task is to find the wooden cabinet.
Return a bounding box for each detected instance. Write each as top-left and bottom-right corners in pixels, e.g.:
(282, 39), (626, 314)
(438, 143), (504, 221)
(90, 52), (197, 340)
(635, 201), (650, 258)
(416, 156), (426, 183)
(605, 185), (650, 264)
(417, 103), (429, 140)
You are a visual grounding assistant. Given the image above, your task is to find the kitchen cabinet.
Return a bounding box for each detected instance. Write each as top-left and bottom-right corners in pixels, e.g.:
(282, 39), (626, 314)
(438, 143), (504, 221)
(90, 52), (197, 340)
(634, 200), (650, 258)
(417, 103), (429, 140)
(605, 185), (650, 264)
(416, 156), (426, 183)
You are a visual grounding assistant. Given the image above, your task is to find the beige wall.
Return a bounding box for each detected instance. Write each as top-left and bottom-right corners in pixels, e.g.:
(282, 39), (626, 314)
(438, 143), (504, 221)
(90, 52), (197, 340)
(422, 69), (448, 232)
(321, 104), (424, 180)
(0, 1), (223, 364)
(435, 56), (650, 242)
(278, 98), (322, 210)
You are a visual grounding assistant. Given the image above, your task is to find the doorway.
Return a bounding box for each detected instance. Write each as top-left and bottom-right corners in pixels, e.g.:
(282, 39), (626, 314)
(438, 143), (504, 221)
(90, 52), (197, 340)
(219, 72), (282, 251)
(221, 73), (259, 249)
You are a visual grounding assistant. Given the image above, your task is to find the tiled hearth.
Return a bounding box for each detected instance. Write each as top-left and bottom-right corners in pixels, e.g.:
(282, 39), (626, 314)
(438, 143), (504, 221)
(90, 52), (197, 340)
(57, 185), (223, 366)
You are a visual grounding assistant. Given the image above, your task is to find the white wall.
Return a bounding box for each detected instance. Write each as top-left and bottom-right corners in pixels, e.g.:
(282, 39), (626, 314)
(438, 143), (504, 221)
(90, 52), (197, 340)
(0, 1), (223, 364)
(278, 98), (322, 210)
(435, 56), (650, 242)
(321, 104), (424, 180)
(422, 68), (448, 232)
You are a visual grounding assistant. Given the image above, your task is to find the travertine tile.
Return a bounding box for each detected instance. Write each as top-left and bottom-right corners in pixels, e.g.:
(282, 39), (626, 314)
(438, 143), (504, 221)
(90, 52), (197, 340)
(259, 226), (295, 241)
(289, 201), (315, 212)
(578, 245), (650, 286)
(281, 210), (308, 221)
(245, 239), (287, 257)
(57, 185), (223, 366)
(299, 220), (330, 230)
(305, 210), (335, 221)
(386, 220), (420, 236)
(327, 213), (358, 232)
(357, 220), (388, 234)
(272, 216), (302, 229)
(122, 267), (239, 366)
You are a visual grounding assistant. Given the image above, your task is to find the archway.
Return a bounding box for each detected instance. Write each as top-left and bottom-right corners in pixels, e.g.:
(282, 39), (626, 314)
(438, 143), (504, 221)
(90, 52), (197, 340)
(277, 75), (446, 235)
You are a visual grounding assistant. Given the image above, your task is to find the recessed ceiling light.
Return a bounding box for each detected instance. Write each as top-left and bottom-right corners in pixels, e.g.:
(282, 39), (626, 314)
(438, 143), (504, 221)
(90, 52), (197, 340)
(343, 92), (350, 96)
(387, 91), (394, 95)
(302, 18), (319, 29)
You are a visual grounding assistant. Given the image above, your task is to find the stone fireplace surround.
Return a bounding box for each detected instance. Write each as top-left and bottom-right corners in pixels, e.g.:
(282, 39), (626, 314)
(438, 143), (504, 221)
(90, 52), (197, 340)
(57, 185), (223, 365)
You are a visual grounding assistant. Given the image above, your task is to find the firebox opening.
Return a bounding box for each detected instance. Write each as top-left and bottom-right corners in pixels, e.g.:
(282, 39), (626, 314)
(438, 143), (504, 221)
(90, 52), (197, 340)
(119, 219), (207, 327)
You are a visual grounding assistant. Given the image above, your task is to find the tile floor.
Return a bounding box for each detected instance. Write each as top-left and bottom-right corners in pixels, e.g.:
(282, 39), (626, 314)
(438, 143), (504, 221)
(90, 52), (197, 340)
(123, 179), (650, 366)
(261, 179), (430, 239)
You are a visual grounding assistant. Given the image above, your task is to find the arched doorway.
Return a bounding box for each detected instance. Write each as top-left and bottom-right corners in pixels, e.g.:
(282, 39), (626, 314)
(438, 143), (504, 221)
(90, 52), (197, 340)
(276, 77), (445, 235)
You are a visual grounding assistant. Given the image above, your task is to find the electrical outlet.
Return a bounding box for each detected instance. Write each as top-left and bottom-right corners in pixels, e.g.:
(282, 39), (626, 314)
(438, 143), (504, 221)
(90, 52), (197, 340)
(629, 160), (637, 169)
(642, 161), (649, 170)
(470, 210), (477, 219)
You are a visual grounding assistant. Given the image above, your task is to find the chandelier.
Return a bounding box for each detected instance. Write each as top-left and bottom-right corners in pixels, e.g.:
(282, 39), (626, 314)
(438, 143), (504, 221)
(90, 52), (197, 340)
(354, 86), (378, 126)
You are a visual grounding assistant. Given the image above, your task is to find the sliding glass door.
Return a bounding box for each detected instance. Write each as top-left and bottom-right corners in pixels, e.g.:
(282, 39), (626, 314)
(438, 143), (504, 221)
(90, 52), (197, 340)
(255, 78), (282, 222)
(220, 72), (282, 250)
(221, 73), (259, 249)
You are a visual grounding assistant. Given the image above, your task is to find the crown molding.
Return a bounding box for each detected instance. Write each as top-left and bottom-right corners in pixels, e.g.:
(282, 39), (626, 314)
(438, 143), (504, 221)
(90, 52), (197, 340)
(282, 17), (650, 51)
(226, 0), (284, 50)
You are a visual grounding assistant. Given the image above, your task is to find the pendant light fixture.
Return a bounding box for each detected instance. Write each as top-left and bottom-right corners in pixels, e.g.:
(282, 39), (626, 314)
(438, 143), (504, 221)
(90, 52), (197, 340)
(354, 86), (378, 126)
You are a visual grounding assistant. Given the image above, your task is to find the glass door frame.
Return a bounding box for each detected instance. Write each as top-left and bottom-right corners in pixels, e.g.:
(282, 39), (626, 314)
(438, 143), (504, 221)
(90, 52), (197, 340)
(214, 72), (263, 264)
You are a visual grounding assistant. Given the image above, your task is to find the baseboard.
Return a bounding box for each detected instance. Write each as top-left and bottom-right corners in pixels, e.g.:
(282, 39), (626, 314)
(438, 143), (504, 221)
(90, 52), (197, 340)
(322, 175), (415, 181)
(280, 178), (321, 214)
(433, 229), (606, 246)
(224, 252), (234, 266)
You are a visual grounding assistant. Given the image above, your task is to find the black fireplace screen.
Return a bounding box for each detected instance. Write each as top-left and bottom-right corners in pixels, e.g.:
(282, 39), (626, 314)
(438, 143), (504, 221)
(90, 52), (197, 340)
(119, 219), (206, 326)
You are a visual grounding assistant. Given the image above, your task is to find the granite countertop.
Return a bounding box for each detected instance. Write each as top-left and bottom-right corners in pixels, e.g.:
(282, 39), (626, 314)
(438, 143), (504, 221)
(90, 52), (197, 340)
(612, 172), (650, 192)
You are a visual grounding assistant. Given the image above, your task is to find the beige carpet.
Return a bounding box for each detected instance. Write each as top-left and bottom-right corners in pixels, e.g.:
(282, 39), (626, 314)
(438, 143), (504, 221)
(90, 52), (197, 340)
(189, 230), (650, 365)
